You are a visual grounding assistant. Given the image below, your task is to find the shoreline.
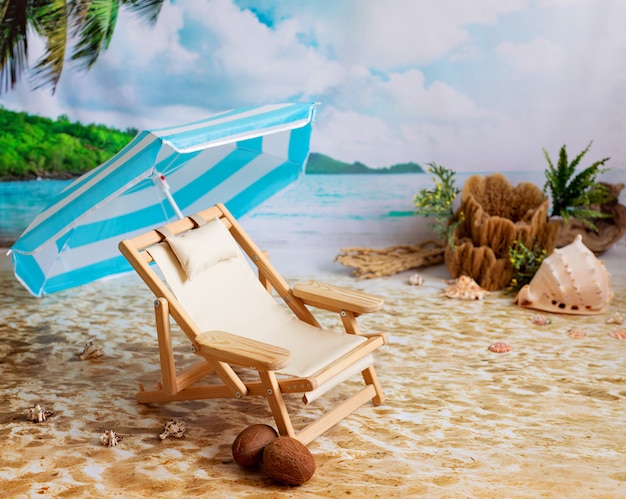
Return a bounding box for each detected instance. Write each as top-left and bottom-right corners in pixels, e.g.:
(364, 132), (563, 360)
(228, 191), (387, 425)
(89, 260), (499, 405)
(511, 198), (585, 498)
(0, 172), (82, 182)
(3, 236), (625, 285)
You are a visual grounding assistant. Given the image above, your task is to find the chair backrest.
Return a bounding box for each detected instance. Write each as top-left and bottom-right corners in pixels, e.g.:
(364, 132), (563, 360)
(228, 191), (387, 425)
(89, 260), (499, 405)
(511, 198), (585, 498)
(146, 217), (295, 344)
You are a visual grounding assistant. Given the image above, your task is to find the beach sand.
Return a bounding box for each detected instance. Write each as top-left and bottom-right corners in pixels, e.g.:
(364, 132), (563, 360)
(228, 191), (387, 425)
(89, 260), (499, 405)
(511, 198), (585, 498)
(1, 240), (626, 498)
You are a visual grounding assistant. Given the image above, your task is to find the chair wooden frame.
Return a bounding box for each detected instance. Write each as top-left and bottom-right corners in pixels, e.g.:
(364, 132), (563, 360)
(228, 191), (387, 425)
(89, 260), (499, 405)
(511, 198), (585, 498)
(118, 203), (386, 444)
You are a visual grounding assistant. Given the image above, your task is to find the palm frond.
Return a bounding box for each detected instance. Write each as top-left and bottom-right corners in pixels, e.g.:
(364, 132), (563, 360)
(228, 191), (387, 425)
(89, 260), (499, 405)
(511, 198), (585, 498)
(29, 0), (68, 94)
(70, 0), (119, 70)
(566, 159), (610, 205)
(0, 0), (30, 92)
(122, 0), (165, 25)
(568, 141), (592, 172)
(0, 0), (166, 94)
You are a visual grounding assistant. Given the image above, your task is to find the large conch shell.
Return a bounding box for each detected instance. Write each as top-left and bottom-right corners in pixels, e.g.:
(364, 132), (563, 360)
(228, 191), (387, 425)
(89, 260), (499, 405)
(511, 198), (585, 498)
(515, 234), (613, 315)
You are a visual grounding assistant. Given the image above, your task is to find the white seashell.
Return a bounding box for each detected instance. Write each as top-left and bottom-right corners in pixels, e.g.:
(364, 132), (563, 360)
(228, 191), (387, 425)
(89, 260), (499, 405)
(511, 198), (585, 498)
(78, 341), (104, 360)
(515, 234), (613, 315)
(606, 311), (623, 325)
(26, 404), (54, 423)
(99, 430), (122, 447)
(159, 420), (187, 440)
(408, 273), (424, 286)
(443, 275), (489, 300)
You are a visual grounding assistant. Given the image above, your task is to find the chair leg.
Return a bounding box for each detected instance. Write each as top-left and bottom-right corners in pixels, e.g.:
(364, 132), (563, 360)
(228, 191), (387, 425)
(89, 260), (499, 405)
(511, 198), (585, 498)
(258, 371), (296, 438)
(362, 365), (385, 405)
(154, 297), (178, 396)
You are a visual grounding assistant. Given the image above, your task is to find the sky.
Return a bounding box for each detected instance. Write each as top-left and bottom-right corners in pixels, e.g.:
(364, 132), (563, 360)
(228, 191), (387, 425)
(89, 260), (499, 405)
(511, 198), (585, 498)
(1, 0), (625, 172)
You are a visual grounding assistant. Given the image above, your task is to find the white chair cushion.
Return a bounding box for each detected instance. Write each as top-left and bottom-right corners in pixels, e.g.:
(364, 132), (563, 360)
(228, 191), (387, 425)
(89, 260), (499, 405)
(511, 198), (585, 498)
(148, 227), (373, 403)
(165, 218), (238, 280)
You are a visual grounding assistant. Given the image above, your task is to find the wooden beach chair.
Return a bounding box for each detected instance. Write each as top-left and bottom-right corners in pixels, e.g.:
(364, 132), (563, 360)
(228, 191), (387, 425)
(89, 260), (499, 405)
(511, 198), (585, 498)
(118, 204), (387, 444)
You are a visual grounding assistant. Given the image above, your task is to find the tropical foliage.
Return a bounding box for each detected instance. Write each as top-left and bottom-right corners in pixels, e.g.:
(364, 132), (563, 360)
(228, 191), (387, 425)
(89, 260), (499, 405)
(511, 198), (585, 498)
(413, 163), (461, 246)
(543, 141), (611, 230)
(0, 107), (134, 178)
(0, 0), (165, 94)
(507, 240), (548, 293)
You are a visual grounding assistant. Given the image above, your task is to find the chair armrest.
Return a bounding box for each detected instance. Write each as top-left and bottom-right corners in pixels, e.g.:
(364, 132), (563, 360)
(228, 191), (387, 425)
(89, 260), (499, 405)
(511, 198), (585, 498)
(292, 280), (384, 314)
(194, 330), (291, 371)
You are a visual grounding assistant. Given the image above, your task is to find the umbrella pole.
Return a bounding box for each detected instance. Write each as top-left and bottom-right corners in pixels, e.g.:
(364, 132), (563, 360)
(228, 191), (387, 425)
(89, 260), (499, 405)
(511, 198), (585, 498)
(153, 171), (184, 220)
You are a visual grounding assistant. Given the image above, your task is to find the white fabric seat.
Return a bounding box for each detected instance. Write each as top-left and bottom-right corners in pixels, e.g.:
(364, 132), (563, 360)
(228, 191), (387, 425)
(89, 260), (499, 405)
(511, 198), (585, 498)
(147, 221), (372, 401)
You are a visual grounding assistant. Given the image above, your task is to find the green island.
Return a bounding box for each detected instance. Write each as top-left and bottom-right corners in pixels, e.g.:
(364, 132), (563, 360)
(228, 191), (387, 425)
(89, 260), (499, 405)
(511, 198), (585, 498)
(0, 107), (136, 179)
(0, 108), (424, 179)
(306, 153), (424, 174)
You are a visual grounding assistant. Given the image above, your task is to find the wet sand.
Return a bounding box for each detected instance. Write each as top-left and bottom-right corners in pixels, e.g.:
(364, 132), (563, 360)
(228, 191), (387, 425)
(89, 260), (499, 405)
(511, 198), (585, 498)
(1, 243), (626, 498)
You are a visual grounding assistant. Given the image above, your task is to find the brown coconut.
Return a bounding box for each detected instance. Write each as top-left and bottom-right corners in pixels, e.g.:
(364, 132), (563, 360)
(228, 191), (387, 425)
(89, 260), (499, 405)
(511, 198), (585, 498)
(232, 424), (278, 468)
(261, 436), (316, 486)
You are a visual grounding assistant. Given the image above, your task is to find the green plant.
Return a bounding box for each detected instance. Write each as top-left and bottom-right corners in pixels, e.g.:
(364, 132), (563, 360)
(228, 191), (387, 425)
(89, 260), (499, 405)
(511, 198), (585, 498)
(543, 141), (612, 230)
(507, 240), (548, 293)
(413, 163), (461, 247)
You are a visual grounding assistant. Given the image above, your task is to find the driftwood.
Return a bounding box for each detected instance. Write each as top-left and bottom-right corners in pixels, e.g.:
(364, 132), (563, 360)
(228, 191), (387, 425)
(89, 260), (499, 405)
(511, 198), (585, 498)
(335, 240), (445, 279)
(555, 182), (626, 254)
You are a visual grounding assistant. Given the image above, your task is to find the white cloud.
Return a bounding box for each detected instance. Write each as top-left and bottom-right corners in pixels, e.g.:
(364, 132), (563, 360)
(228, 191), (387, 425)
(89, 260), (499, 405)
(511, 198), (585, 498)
(312, 106), (408, 167)
(378, 70), (498, 121)
(246, 0), (526, 70)
(2, 0), (626, 173)
(102, 2), (199, 72)
(496, 37), (568, 71)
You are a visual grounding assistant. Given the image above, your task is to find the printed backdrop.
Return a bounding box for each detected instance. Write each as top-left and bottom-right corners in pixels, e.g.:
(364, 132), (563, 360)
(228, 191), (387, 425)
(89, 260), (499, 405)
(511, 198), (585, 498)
(1, 0), (625, 172)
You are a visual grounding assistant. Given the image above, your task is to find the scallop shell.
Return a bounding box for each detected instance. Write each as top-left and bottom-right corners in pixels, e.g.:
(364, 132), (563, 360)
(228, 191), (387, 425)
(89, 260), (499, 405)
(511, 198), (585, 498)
(609, 329), (626, 340)
(566, 327), (588, 338)
(531, 314), (552, 325)
(488, 341), (512, 353)
(515, 234), (613, 315)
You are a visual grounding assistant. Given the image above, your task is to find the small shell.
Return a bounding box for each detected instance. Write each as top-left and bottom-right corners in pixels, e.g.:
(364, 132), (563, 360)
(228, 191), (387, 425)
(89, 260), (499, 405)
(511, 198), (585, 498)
(159, 420), (187, 440)
(444, 276), (489, 300)
(531, 314), (552, 326)
(26, 404), (54, 423)
(566, 327), (588, 338)
(488, 341), (512, 353)
(605, 311), (624, 325)
(608, 329), (626, 340)
(408, 273), (424, 286)
(99, 430), (122, 447)
(78, 341), (104, 360)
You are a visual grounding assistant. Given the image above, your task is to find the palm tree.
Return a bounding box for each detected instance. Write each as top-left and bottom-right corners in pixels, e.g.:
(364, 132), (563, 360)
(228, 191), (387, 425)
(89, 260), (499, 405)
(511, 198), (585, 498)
(0, 0), (165, 95)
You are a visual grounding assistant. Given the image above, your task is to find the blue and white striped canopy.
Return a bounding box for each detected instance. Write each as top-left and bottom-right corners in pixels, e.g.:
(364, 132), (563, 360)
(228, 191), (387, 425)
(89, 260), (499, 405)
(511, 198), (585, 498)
(10, 102), (317, 296)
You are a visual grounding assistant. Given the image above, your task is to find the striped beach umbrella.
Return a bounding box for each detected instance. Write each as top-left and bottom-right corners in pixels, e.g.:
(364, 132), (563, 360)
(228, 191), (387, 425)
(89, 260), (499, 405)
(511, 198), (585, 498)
(10, 102), (317, 297)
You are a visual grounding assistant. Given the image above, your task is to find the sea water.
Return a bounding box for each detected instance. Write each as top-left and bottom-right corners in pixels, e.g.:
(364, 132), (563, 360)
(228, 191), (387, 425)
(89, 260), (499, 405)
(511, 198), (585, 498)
(0, 179), (72, 243)
(0, 174), (435, 245)
(2, 170), (624, 249)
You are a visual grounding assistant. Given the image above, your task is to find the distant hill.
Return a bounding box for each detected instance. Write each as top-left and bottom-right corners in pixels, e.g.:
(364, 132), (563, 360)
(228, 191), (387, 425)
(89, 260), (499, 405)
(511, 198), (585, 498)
(0, 107), (136, 179)
(0, 107), (424, 179)
(305, 152), (424, 174)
